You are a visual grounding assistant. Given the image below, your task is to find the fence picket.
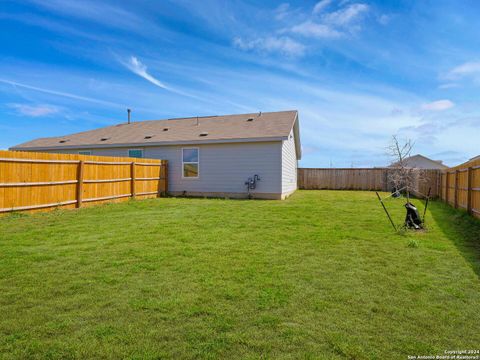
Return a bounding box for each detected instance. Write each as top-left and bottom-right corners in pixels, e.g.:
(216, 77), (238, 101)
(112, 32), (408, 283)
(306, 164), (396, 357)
(0, 150), (167, 214)
(297, 168), (440, 198)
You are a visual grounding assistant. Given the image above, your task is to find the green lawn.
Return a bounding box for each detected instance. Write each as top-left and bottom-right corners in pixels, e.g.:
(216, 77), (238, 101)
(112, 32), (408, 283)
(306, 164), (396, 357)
(1, 191), (479, 359)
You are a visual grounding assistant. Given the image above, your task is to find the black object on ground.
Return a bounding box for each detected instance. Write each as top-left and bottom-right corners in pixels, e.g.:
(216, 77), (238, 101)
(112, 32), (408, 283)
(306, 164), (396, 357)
(391, 187), (401, 198)
(405, 202), (423, 230)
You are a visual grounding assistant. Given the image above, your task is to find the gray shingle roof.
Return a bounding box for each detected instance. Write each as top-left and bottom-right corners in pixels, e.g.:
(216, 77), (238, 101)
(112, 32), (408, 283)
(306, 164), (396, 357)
(12, 110), (298, 150)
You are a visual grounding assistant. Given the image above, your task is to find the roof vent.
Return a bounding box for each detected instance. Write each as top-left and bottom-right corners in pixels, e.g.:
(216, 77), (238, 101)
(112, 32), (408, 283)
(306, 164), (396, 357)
(59, 139), (69, 143)
(144, 135), (154, 139)
(100, 137), (110, 141)
(163, 128), (169, 131)
(247, 117), (254, 122)
(199, 132), (208, 137)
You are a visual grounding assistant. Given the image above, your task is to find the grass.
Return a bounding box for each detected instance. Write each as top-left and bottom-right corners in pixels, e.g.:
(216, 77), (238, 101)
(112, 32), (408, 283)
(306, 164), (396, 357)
(0, 190), (479, 359)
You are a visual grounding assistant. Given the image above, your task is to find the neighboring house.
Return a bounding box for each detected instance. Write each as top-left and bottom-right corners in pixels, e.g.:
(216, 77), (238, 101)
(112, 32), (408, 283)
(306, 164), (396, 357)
(469, 155), (480, 161)
(388, 154), (449, 170)
(11, 110), (301, 200)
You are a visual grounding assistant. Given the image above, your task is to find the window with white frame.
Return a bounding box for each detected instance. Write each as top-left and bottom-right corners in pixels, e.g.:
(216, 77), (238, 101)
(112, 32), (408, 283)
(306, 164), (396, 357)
(128, 149), (144, 158)
(78, 150), (91, 155)
(182, 148), (199, 178)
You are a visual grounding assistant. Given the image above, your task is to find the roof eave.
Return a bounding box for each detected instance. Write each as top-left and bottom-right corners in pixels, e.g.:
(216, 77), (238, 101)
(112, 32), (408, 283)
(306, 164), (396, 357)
(10, 136), (288, 152)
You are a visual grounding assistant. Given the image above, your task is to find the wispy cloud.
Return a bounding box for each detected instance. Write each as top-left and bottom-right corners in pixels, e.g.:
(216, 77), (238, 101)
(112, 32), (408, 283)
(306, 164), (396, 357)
(0, 78), (123, 108)
(274, 3), (291, 21)
(291, 21), (341, 38)
(7, 103), (60, 117)
(233, 36), (306, 56)
(291, 0), (369, 38)
(125, 56), (169, 90)
(234, 1), (370, 56)
(438, 61), (480, 88)
(324, 3), (369, 27)
(291, 2), (369, 39)
(377, 14), (391, 25)
(0, 13), (107, 41)
(313, 0), (332, 15)
(26, 0), (150, 33)
(438, 83), (459, 89)
(441, 60), (480, 87)
(446, 61), (480, 79)
(421, 99), (455, 111)
(122, 56), (233, 104)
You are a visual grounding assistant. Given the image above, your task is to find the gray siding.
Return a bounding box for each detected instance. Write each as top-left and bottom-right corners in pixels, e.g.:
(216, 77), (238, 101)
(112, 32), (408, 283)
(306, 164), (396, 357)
(50, 142), (283, 196)
(281, 130), (298, 195)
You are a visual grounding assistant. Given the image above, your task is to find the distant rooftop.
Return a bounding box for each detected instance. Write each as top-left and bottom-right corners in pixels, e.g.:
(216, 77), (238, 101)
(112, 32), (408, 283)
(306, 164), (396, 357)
(389, 154), (449, 170)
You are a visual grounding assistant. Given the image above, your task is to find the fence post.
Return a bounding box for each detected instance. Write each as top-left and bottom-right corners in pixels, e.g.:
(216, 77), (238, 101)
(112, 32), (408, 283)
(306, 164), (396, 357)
(454, 170), (459, 209)
(76, 160), (84, 208)
(163, 161), (168, 196)
(437, 171), (441, 200)
(445, 172), (450, 204)
(467, 167), (473, 215)
(131, 161), (136, 198)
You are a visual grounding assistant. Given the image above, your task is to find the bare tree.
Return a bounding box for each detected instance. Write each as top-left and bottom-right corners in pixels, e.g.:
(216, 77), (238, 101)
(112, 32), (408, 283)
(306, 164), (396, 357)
(387, 136), (426, 201)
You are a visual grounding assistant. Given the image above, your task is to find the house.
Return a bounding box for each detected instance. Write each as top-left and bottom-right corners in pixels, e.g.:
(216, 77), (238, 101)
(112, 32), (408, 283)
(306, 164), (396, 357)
(11, 110), (301, 200)
(388, 154), (449, 170)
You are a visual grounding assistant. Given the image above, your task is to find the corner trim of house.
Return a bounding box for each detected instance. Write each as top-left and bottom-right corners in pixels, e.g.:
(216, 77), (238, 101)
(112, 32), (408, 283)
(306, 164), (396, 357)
(281, 189), (297, 200)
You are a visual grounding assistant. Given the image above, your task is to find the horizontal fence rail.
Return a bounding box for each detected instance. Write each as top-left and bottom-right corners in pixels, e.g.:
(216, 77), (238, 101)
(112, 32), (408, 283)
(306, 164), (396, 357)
(298, 167), (441, 198)
(0, 150), (168, 214)
(439, 159), (480, 219)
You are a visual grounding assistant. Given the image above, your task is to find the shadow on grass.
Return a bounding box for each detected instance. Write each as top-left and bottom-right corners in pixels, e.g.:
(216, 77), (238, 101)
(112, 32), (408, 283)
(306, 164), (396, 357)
(429, 200), (480, 278)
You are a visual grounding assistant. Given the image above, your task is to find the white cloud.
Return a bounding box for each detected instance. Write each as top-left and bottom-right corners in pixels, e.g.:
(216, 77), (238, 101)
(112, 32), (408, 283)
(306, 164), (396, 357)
(444, 61), (480, 81)
(234, 2), (370, 56)
(124, 56), (168, 90)
(438, 83), (459, 89)
(324, 3), (369, 26)
(275, 3), (291, 20)
(0, 78), (123, 108)
(7, 103), (60, 117)
(449, 61), (480, 77)
(233, 36), (306, 56)
(121, 56), (223, 103)
(378, 14), (390, 25)
(291, 21), (341, 38)
(289, 2), (369, 39)
(27, 0), (157, 34)
(421, 99), (455, 111)
(313, 0), (332, 15)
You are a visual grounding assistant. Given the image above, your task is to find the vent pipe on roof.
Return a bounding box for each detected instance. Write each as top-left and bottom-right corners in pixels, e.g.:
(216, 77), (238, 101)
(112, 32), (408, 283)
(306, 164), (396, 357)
(196, 116), (199, 126)
(127, 108), (131, 124)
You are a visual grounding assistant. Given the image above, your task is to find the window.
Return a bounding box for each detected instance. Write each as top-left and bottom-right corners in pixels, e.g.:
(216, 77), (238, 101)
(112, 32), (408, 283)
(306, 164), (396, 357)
(78, 151), (91, 155)
(128, 149), (144, 158)
(182, 148), (199, 178)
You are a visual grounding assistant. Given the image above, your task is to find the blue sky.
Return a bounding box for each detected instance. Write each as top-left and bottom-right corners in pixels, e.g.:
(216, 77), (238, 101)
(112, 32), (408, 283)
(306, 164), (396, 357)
(1, 0), (479, 167)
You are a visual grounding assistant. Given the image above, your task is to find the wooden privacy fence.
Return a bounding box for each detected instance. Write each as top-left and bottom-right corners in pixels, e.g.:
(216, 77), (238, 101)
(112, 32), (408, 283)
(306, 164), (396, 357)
(440, 158), (480, 219)
(298, 168), (441, 198)
(0, 150), (167, 214)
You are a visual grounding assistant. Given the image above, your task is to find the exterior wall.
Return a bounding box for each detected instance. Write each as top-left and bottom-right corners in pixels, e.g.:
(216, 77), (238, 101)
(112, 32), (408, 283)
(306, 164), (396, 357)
(281, 130), (298, 197)
(47, 142), (283, 198)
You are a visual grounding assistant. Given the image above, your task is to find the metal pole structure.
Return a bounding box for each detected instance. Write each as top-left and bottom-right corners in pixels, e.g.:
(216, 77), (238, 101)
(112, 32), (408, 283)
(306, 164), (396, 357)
(422, 187), (431, 224)
(376, 192), (397, 231)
